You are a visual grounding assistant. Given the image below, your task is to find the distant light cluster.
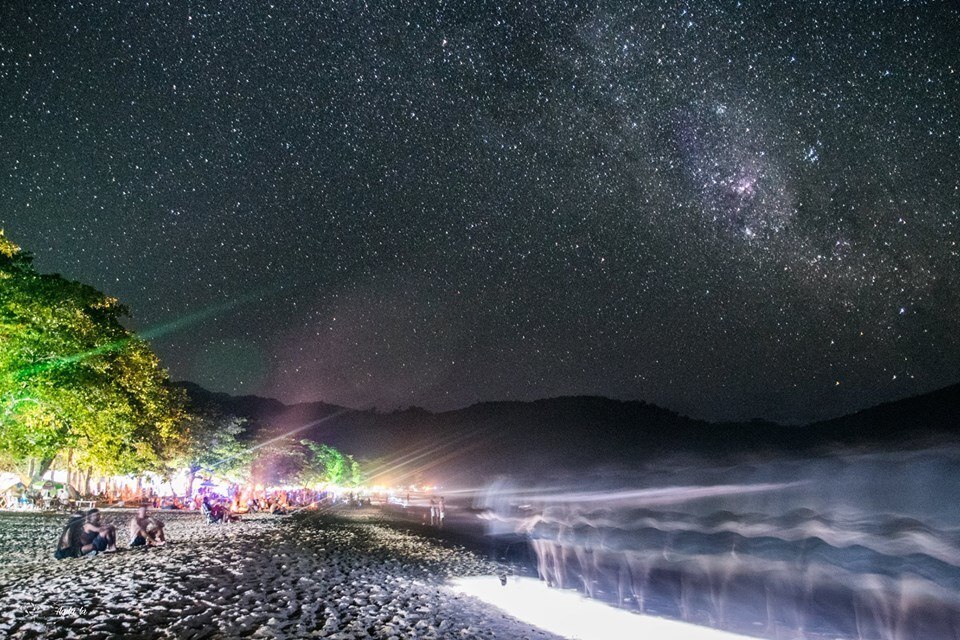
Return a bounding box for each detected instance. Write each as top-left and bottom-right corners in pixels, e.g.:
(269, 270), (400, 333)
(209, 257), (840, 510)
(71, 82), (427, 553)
(0, 0), (957, 422)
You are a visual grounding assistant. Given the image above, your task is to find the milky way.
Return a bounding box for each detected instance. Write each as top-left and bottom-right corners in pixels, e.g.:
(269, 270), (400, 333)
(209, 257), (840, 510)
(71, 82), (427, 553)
(0, 0), (958, 422)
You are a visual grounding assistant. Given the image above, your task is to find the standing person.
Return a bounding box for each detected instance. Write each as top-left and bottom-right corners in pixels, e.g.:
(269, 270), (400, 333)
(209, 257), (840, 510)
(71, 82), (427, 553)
(79, 509), (117, 555)
(129, 506), (166, 546)
(429, 497), (437, 526)
(438, 497), (446, 528)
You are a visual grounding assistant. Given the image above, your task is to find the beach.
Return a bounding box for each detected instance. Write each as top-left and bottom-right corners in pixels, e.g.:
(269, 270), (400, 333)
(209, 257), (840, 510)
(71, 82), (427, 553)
(0, 507), (563, 640)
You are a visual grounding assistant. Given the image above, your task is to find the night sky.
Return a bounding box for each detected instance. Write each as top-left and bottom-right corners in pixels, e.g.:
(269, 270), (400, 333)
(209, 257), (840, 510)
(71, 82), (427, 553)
(1, 1), (958, 423)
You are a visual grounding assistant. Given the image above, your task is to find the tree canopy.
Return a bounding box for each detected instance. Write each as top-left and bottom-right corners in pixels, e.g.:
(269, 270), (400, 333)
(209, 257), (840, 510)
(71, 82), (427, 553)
(0, 230), (186, 483)
(0, 230), (366, 493)
(300, 440), (362, 487)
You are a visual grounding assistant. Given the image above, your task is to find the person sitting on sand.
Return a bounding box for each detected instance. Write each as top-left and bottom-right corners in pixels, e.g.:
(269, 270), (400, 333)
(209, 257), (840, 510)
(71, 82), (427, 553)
(201, 496), (222, 523)
(223, 500), (242, 522)
(54, 511), (87, 559)
(129, 506), (166, 547)
(79, 508), (118, 555)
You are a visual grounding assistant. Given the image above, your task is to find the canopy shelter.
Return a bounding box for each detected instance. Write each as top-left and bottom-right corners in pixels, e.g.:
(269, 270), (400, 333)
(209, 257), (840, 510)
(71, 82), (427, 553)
(1, 482), (27, 495)
(39, 481), (80, 498)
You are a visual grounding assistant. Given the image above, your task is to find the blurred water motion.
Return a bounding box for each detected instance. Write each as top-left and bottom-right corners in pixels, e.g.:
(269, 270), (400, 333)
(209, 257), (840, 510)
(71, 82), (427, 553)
(474, 447), (960, 639)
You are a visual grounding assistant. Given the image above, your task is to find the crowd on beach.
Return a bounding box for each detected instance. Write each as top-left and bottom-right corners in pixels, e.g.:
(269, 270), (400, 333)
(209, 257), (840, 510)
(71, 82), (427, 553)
(2, 484), (74, 511)
(191, 486), (354, 516)
(2, 478), (360, 515)
(48, 485), (368, 559)
(2, 506), (560, 640)
(132, 487), (326, 513)
(146, 486), (352, 513)
(3, 483), (172, 511)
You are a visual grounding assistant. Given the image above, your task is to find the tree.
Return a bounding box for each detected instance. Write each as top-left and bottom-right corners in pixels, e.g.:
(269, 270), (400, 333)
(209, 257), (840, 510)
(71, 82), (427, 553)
(348, 455), (362, 487)
(299, 440), (363, 487)
(174, 409), (252, 495)
(0, 230), (185, 485)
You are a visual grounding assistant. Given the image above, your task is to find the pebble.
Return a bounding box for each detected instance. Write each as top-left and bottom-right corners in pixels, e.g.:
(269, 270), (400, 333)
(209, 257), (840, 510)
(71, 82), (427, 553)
(0, 509), (563, 639)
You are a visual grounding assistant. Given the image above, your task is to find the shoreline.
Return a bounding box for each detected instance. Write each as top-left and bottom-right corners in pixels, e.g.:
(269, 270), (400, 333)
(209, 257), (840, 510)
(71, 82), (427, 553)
(0, 507), (564, 639)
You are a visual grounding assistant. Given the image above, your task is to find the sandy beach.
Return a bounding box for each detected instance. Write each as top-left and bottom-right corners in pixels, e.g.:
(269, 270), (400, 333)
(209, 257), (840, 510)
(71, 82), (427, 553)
(0, 507), (564, 640)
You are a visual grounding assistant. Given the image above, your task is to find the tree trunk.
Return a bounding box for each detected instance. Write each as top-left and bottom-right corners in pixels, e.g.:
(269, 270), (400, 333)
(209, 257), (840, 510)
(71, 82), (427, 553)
(66, 449), (74, 488)
(31, 457), (55, 486)
(83, 468), (92, 496)
(186, 470), (196, 498)
(19, 457), (55, 488)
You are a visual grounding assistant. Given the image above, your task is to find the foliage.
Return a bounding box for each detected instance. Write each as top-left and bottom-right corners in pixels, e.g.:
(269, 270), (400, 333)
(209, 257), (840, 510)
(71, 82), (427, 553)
(0, 230), (185, 483)
(174, 409), (253, 489)
(299, 439), (362, 487)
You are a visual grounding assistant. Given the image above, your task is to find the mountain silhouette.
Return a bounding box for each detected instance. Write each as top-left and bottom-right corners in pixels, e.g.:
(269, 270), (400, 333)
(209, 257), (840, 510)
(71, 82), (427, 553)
(178, 381), (960, 487)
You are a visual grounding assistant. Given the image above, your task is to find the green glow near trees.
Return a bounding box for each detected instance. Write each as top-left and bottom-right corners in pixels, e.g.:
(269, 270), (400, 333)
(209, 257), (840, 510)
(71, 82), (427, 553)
(0, 231), (364, 492)
(0, 230), (186, 485)
(300, 440), (362, 488)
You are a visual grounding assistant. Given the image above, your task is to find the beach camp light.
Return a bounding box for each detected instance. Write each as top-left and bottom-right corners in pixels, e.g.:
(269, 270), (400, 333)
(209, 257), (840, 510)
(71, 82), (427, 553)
(449, 576), (754, 640)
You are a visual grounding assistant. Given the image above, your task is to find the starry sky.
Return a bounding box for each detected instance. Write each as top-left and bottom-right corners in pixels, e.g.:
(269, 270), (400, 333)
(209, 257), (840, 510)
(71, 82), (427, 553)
(1, 0), (958, 423)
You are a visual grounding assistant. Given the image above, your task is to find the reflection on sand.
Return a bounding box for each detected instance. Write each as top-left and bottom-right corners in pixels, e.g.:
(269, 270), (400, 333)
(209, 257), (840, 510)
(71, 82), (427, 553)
(451, 575), (754, 640)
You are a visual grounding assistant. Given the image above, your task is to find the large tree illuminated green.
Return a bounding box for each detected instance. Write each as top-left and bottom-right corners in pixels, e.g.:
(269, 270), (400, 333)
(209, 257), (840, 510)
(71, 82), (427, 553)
(0, 230), (185, 484)
(299, 440), (362, 487)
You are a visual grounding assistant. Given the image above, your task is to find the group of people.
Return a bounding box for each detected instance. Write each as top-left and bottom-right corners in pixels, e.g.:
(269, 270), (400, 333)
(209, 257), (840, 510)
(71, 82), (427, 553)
(231, 487), (336, 513)
(200, 496), (242, 523)
(428, 496), (446, 527)
(2, 485), (73, 511)
(55, 507), (166, 559)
